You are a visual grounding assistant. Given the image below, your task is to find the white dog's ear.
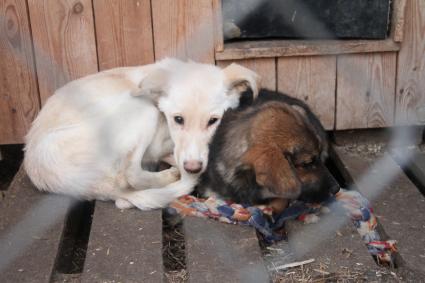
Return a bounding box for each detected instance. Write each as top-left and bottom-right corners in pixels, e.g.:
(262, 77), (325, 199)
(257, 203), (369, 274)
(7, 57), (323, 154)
(131, 67), (170, 101)
(222, 63), (260, 99)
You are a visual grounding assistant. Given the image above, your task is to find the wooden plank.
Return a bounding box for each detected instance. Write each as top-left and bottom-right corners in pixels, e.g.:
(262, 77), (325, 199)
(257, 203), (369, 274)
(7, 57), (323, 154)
(212, 0), (224, 52)
(392, 0), (408, 42)
(217, 58), (276, 91)
(82, 202), (163, 283)
(93, 0), (154, 70)
(333, 146), (425, 274)
(151, 0), (215, 64)
(277, 56), (336, 130)
(0, 168), (73, 282)
(27, 0), (98, 103)
(0, 0), (40, 144)
(392, 147), (425, 196)
(336, 53), (396, 130)
(184, 217), (269, 283)
(283, 215), (379, 275)
(216, 39), (400, 60)
(395, 0), (425, 125)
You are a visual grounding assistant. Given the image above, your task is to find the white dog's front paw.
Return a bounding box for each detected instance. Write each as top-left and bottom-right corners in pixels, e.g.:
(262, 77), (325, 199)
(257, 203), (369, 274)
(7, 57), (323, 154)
(115, 199), (134, 209)
(128, 191), (169, 211)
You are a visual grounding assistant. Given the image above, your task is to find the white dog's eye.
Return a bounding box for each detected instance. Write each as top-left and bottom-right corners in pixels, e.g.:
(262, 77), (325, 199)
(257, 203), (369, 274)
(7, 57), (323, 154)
(207, 117), (219, 127)
(174, 116), (184, 125)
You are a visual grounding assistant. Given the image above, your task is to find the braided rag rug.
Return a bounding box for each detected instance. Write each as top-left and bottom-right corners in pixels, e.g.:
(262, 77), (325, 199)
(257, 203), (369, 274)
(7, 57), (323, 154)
(167, 189), (397, 266)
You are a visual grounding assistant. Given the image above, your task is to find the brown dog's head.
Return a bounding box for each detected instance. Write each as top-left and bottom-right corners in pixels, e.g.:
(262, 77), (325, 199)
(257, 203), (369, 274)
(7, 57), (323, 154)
(199, 90), (339, 206)
(242, 102), (338, 201)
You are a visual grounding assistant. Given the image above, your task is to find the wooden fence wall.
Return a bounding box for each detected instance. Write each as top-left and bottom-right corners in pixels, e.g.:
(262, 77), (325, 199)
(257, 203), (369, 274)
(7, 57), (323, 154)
(1, 0), (425, 144)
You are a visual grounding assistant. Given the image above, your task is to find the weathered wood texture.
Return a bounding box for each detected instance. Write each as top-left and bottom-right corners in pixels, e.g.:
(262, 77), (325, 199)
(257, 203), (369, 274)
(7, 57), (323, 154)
(212, 0), (224, 52)
(82, 203), (163, 283)
(392, 0), (407, 42)
(0, 168), (73, 283)
(336, 53), (396, 130)
(396, 0), (425, 125)
(93, 0), (154, 70)
(184, 217), (269, 283)
(27, 0), (98, 103)
(216, 39), (400, 60)
(334, 147), (425, 274)
(285, 215), (378, 274)
(392, 147), (425, 196)
(1, 0), (424, 144)
(0, 0), (40, 144)
(152, 0), (215, 63)
(277, 56), (336, 130)
(217, 58), (276, 90)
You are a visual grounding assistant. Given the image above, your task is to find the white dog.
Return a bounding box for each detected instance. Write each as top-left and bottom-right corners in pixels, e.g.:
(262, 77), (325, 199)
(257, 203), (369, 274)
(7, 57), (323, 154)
(24, 58), (259, 210)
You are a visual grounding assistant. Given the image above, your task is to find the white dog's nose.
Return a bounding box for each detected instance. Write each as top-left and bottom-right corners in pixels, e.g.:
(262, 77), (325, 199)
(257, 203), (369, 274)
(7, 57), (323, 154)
(183, 160), (203, 174)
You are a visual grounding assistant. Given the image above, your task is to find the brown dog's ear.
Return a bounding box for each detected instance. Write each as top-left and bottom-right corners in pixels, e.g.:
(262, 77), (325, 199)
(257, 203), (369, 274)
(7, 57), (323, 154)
(222, 63), (260, 100)
(244, 147), (301, 199)
(131, 67), (170, 101)
(290, 104), (329, 160)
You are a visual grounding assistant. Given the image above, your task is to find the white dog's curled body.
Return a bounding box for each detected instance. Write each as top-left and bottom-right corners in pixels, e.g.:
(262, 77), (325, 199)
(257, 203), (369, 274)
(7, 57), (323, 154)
(24, 58), (259, 210)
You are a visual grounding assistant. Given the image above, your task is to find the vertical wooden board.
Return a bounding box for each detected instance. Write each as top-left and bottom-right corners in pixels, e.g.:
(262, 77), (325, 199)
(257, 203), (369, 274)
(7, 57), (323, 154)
(391, 0), (407, 42)
(396, 0), (425, 125)
(212, 0), (224, 52)
(336, 53), (396, 130)
(152, 0), (215, 64)
(93, 0), (154, 70)
(217, 58), (276, 90)
(184, 217), (269, 283)
(0, 0), (40, 144)
(27, 0), (98, 103)
(277, 56), (336, 130)
(82, 203), (163, 283)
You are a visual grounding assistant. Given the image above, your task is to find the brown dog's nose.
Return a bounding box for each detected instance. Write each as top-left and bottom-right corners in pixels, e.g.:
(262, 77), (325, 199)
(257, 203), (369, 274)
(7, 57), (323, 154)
(183, 160), (203, 174)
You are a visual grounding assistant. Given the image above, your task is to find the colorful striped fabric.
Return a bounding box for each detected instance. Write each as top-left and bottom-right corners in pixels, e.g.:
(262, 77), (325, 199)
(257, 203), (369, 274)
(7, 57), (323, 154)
(167, 188), (397, 266)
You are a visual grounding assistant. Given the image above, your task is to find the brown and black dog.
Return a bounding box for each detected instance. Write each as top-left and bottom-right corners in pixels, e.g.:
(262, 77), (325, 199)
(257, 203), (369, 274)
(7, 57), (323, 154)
(198, 89), (339, 212)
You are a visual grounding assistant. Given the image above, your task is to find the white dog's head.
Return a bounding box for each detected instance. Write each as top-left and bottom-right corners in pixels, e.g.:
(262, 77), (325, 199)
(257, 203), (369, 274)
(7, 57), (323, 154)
(132, 58), (259, 175)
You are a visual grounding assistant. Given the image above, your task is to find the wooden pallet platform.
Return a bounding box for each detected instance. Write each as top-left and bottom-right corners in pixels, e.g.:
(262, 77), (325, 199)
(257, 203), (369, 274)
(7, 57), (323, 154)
(0, 168), (270, 283)
(0, 168), (73, 283)
(184, 217), (269, 283)
(2, 146), (425, 282)
(333, 146), (425, 277)
(81, 202), (163, 283)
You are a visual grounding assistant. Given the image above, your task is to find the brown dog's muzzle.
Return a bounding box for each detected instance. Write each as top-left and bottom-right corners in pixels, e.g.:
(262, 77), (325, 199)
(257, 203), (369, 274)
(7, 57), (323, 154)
(298, 164), (340, 203)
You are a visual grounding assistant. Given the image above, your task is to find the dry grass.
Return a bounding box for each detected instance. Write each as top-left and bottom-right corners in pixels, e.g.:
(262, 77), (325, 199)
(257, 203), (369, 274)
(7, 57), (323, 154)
(271, 264), (404, 283)
(162, 213), (187, 283)
(342, 143), (386, 160)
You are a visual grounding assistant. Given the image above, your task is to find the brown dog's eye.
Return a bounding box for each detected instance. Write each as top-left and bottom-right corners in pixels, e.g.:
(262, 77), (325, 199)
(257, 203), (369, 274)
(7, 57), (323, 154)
(301, 160), (314, 167)
(174, 116), (184, 125)
(300, 157), (318, 167)
(207, 117), (219, 127)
